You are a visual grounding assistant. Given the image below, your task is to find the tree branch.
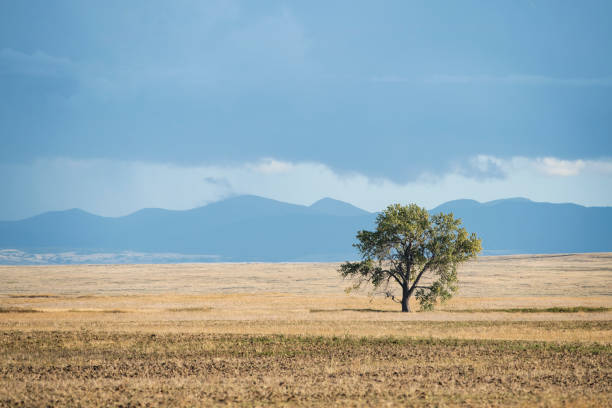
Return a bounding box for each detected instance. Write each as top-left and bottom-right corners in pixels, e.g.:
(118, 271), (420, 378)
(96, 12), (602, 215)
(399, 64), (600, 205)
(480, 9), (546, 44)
(403, 240), (413, 282)
(385, 269), (404, 286)
(408, 259), (434, 295)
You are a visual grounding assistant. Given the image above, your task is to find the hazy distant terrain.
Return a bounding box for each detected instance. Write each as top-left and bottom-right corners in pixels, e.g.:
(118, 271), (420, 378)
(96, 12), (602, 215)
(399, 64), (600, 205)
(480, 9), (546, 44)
(1, 195), (611, 264)
(0, 249), (218, 265)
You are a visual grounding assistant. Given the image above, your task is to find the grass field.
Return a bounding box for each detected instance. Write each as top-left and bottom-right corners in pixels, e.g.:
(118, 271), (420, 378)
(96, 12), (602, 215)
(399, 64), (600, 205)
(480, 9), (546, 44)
(0, 253), (611, 406)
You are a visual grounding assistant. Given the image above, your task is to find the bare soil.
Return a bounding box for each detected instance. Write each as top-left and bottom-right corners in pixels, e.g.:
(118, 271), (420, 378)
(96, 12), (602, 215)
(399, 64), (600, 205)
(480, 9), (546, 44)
(1, 331), (610, 407)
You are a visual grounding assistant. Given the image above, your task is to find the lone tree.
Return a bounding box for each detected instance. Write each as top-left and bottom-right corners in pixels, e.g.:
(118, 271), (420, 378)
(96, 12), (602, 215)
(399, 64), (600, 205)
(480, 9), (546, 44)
(339, 203), (481, 312)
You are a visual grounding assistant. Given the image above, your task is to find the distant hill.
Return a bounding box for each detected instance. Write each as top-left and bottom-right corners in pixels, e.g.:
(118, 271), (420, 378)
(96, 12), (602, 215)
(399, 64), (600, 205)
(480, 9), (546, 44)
(0, 195), (376, 263)
(309, 198), (371, 217)
(0, 195), (610, 264)
(431, 198), (612, 254)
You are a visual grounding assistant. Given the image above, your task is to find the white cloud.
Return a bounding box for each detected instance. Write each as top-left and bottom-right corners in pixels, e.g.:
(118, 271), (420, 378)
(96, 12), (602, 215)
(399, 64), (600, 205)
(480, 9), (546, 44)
(454, 155), (506, 180)
(250, 158), (294, 174)
(1, 156), (611, 220)
(535, 157), (586, 176)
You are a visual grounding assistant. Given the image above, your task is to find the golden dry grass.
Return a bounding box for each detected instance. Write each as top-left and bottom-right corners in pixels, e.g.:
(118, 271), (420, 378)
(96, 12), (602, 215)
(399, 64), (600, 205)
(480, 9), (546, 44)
(0, 253), (611, 406)
(1, 252), (610, 297)
(0, 294), (610, 343)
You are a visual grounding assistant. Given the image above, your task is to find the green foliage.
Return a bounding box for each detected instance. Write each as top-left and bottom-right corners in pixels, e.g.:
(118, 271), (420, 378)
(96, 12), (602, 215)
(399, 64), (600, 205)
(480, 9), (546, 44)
(339, 203), (481, 311)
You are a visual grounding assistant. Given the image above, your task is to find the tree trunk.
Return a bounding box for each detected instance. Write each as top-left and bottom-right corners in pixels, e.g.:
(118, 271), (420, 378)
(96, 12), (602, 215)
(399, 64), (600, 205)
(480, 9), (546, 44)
(401, 285), (411, 312)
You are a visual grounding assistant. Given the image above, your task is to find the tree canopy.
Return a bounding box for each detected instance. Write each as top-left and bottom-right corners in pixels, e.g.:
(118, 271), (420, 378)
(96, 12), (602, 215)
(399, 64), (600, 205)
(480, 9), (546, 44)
(339, 203), (482, 312)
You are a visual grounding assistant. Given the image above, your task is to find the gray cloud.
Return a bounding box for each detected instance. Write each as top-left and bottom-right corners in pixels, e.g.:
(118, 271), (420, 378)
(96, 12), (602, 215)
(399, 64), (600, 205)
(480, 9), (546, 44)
(425, 74), (612, 87)
(373, 74), (612, 87)
(204, 176), (233, 190)
(2, 1), (611, 183)
(454, 155), (507, 181)
(0, 48), (79, 96)
(0, 48), (75, 78)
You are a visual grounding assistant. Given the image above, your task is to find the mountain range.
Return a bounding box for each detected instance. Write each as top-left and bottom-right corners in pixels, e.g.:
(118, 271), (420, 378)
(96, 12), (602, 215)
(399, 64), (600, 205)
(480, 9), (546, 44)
(1, 195), (610, 264)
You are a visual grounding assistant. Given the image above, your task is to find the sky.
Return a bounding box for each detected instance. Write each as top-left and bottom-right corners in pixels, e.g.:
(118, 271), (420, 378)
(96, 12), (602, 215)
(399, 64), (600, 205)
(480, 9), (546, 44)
(1, 0), (611, 220)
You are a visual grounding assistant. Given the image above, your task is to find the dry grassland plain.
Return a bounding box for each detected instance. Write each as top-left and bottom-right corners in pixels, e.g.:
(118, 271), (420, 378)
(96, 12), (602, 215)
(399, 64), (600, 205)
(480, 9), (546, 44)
(1, 253), (611, 406)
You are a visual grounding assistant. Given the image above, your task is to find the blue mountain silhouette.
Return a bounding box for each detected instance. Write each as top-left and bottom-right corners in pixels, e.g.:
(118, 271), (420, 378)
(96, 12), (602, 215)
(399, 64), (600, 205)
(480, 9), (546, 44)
(0, 195), (610, 263)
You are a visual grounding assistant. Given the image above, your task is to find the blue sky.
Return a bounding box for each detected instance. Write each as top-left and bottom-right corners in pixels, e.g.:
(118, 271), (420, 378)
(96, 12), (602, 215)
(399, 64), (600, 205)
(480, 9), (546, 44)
(1, 0), (611, 219)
